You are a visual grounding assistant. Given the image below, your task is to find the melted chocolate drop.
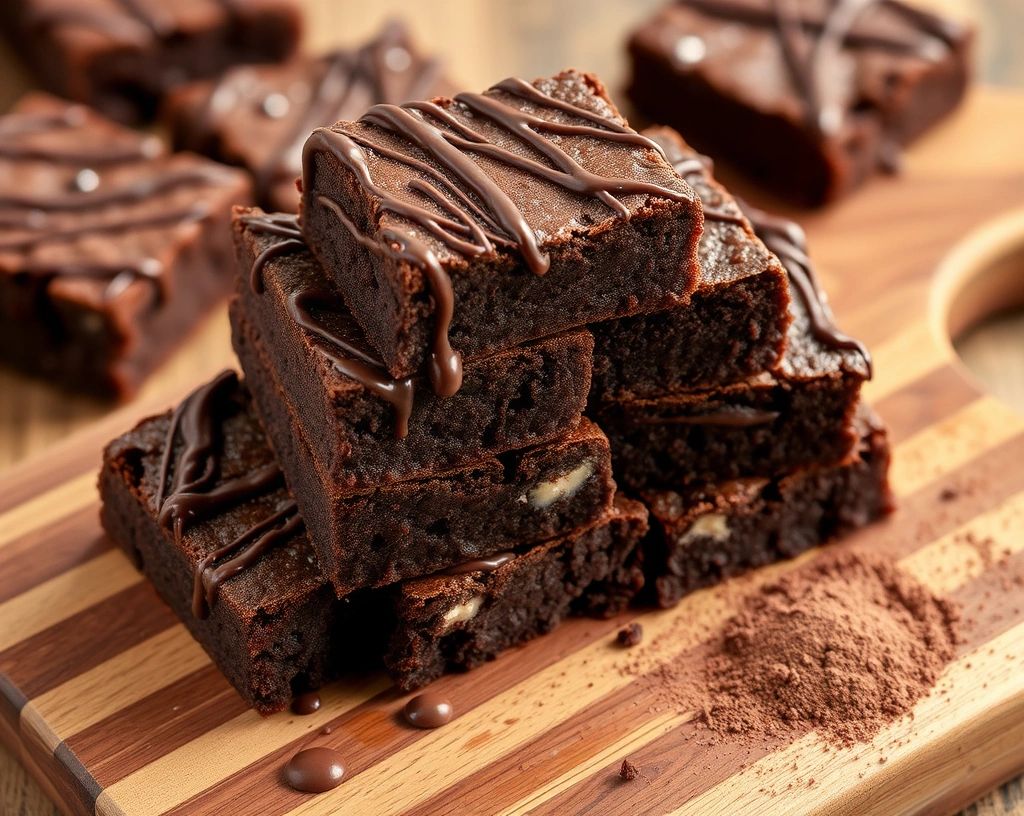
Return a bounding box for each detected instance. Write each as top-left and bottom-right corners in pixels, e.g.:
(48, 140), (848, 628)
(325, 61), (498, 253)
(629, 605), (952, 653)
(292, 691), (322, 716)
(284, 747), (346, 793)
(443, 552), (517, 575)
(303, 76), (692, 397)
(404, 693), (454, 728)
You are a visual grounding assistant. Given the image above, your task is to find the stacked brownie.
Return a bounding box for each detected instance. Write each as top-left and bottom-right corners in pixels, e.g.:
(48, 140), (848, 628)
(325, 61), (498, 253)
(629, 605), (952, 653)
(99, 68), (893, 716)
(586, 125), (893, 608)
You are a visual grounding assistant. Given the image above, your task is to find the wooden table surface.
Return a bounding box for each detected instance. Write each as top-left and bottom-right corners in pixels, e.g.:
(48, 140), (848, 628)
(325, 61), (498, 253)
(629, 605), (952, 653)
(1, 1), (1022, 814)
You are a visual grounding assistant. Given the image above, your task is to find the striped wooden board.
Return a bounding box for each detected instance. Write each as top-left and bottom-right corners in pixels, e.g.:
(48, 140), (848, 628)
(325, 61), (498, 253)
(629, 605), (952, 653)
(2, 87), (1024, 816)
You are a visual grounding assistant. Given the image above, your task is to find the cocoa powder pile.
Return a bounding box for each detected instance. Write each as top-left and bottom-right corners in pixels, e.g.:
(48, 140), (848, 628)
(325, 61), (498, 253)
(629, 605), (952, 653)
(699, 550), (960, 746)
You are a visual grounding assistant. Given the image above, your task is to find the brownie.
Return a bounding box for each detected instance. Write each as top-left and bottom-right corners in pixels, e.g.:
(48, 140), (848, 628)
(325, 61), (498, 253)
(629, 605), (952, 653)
(231, 209), (594, 488)
(643, 406), (894, 608)
(589, 126), (791, 403)
(99, 371), (385, 715)
(384, 497), (649, 691)
(231, 327), (615, 594)
(627, 0), (972, 206)
(595, 280), (868, 491)
(299, 68), (704, 394)
(0, 0), (302, 124)
(164, 20), (457, 212)
(0, 93), (251, 400)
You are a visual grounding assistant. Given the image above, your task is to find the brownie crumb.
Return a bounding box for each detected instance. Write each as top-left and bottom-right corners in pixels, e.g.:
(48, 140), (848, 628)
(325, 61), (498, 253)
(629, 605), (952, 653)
(620, 759), (641, 780)
(939, 487), (959, 503)
(617, 623), (644, 647)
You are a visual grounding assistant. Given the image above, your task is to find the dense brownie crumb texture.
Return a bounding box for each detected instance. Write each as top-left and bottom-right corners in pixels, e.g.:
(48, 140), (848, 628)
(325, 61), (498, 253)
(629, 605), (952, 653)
(73, 4), (914, 790)
(628, 0), (972, 206)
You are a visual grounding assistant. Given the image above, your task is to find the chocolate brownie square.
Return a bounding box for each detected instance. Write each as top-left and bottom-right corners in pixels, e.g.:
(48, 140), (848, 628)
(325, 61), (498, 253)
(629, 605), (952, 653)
(384, 497), (649, 691)
(232, 320), (614, 595)
(643, 406), (893, 608)
(0, 93), (251, 400)
(0, 0), (302, 124)
(231, 209), (593, 488)
(595, 274), (870, 490)
(627, 0), (972, 206)
(299, 69), (703, 395)
(164, 20), (457, 213)
(589, 126), (791, 402)
(99, 371), (385, 715)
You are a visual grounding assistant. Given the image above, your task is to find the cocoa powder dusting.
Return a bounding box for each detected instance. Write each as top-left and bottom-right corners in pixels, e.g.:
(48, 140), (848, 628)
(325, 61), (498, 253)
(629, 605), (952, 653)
(701, 551), (959, 746)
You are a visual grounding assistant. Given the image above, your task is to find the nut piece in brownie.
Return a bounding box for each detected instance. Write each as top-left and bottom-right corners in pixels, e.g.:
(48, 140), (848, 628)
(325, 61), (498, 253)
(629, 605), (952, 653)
(384, 497), (649, 691)
(589, 126), (791, 402)
(627, 0), (972, 206)
(643, 406), (893, 609)
(231, 209), (594, 488)
(99, 371), (385, 715)
(0, 0), (302, 124)
(164, 20), (458, 212)
(596, 282), (869, 490)
(299, 68), (704, 396)
(0, 94), (251, 400)
(233, 325), (614, 595)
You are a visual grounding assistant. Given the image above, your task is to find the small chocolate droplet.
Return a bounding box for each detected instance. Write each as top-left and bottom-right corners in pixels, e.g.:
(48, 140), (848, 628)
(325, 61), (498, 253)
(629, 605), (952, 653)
(291, 691), (321, 716)
(72, 168), (100, 193)
(284, 747), (345, 793)
(404, 693), (453, 728)
(617, 623), (643, 648)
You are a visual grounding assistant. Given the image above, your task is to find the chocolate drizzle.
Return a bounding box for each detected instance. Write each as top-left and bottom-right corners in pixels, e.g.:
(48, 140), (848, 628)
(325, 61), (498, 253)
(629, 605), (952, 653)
(238, 22), (444, 203)
(240, 212), (416, 438)
(149, 371), (301, 619)
(303, 75), (693, 397)
(679, 0), (961, 148)
(738, 200), (873, 376)
(656, 129), (872, 376)
(639, 407), (780, 427)
(443, 552), (517, 575)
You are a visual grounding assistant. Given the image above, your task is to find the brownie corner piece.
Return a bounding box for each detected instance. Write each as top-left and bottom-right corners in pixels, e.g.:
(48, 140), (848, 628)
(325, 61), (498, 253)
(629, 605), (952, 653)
(299, 68), (703, 383)
(98, 372), (382, 714)
(0, 0), (303, 124)
(0, 93), (251, 400)
(627, 0), (972, 206)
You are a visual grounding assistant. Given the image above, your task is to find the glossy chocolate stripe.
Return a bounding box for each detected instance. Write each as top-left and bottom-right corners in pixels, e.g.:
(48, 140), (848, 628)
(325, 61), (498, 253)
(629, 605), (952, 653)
(0, 582), (176, 700)
(68, 664), (244, 786)
(0, 507), (109, 606)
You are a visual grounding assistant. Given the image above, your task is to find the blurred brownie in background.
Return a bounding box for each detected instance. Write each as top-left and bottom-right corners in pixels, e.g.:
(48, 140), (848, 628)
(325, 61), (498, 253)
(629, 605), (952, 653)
(627, 0), (972, 206)
(0, 0), (302, 123)
(164, 20), (457, 212)
(0, 93), (251, 400)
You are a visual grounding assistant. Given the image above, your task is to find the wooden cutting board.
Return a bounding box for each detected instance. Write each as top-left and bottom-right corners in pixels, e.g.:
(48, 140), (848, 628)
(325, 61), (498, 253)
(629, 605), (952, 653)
(2, 87), (1024, 816)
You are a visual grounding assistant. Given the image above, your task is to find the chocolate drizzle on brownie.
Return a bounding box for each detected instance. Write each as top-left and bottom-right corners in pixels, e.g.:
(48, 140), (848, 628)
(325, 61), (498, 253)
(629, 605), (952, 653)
(639, 407), (780, 427)
(241, 212), (416, 438)
(677, 0), (960, 143)
(738, 200), (874, 376)
(443, 551), (517, 575)
(302, 76), (692, 397)
(656, 131), (873, 376)
(148, 370), (301, 619)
